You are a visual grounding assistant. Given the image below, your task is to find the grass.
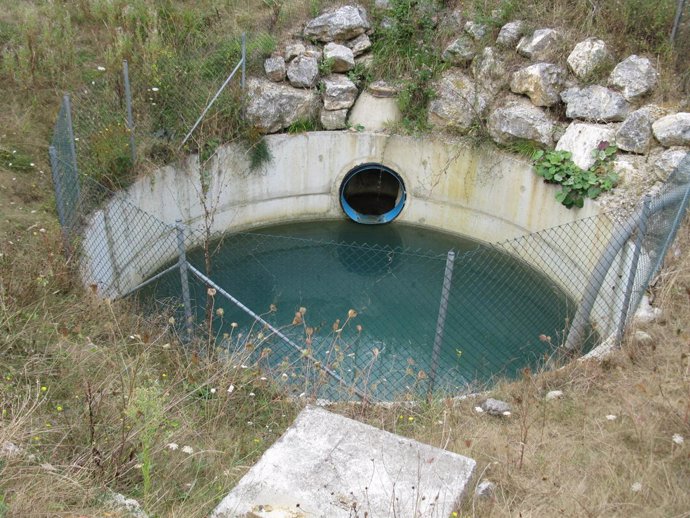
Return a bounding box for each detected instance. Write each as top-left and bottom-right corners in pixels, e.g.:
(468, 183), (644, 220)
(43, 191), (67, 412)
(1, 0), (689, 516)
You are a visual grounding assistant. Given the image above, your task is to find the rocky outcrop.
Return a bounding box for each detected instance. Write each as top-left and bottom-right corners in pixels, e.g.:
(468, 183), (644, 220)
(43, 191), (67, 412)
(652, 147), (690, 179)
(652, 113), (690, 147)
(287, 55), (319, 88)
(616, 105), (666, 153)
(561, 85), (629, 122)
(496, 20), (526, 48)
(567, 38), (613, 80)
(442, 36), (476, 65)
(608, 55), (658, 101)
(246, 78), (320, 134)
(303, 5), (371, 42)
(464, 21), (488, 41)
(428, 69), (490, 131)
(487, 95), (557, 146)
(556, 122), (616, 169)
(321, 74), (358, 110)
(510, 63), (566, 107)
(264, 56), (286, 82)
(345, 33), (371, 56)
(472, 47), (507, 96)
(320, 108), (349, 130)
(323, 42), (355, 72)
(516, 28), (562, 60)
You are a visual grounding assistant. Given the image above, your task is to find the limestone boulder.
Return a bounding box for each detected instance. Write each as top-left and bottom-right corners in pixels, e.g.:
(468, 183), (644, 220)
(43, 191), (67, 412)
(323, 42), (355, 73)
(556, 122), (616, 170)
(345, 33), (371, 57)
(303, 5), (371, 42)
(487, 95), (557, 146)
(246, 78), (320, 134)
(616, 105), (667, 153)
(652, 113), (690, 147)
(321, 74), (358, 110)
(464, 21), (488, 40)
(442, 36), (476, 66)
(496, 20), (526, 48)
(472, 47), (508, 96)
(652, 146), (690, 179)
(516, 28), (562, 60)
(367, 80), (400, 98)
(510, 63), (566, 107)
(609, 55), (658, 101)
(284, 42), (306, 62)
(566, 38), (613, 80)
(428, 69), (491, 132)
(320, 108), (349, 130)
(264, 56), (286, 82)
(561, 85), (630, 122)
(287, 55), (319, 88)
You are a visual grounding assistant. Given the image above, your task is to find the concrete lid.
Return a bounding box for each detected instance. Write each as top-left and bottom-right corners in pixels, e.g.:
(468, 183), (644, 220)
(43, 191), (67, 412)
(211, 405), (476, 518)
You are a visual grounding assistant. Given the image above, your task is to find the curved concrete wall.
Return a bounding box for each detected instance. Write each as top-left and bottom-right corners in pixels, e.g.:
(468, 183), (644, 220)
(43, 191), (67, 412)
(83, 131), (616, 307)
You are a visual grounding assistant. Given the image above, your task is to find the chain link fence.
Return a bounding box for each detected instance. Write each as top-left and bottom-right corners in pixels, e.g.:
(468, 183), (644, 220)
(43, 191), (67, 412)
(49, 65), (690, 402)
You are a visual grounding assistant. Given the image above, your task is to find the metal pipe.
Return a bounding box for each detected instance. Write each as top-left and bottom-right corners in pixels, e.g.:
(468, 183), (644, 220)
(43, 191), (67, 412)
(671, 0), (686, 44)
(122, 264), (178, 296)
(123, 60), (136, 163)
(616, 195), (651, 344)
(428, 250), (456, 397)
(176, 221), (194, 342)
(180, 58), (244, 149)
(186, 263), (369, 401)
(241, 33), (246, 90)
(564, 183), (690, 351)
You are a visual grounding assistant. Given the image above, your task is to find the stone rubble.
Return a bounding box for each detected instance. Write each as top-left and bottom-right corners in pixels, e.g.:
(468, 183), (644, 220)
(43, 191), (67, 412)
(247, 0), (689, 204)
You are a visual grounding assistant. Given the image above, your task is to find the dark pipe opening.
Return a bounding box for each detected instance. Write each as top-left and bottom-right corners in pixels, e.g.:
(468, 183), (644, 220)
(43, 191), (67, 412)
(340, 163), (406, 224)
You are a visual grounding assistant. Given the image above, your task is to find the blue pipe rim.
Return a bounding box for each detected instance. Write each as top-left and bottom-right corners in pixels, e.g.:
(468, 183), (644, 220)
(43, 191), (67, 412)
(339, 163), (406, 225)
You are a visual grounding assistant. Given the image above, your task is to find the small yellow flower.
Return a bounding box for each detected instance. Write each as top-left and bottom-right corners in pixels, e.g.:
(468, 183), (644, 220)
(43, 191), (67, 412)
(41, 386), (48, 392)
(56, 405), (63, 412)
(408, 416), (414, 422)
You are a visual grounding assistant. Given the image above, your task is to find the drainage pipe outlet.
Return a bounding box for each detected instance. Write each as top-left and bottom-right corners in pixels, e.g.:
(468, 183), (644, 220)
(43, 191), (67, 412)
(339, 163), (407, 224)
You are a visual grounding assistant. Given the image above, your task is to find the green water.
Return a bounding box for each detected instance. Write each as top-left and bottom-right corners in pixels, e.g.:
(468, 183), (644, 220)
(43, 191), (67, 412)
(155, 220), (581, 399)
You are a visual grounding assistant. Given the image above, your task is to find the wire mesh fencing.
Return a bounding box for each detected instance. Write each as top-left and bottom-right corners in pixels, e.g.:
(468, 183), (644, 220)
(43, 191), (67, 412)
(50, 73), (690, 402)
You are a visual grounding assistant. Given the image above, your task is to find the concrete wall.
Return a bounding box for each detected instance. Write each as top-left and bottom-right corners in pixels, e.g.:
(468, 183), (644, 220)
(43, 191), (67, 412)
(82, 131), (612, 307)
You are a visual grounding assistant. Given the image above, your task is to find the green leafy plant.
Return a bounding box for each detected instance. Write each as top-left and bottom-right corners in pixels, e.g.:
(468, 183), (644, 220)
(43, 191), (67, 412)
(532, 141), (618, 209)
(318, 56), (335, 76)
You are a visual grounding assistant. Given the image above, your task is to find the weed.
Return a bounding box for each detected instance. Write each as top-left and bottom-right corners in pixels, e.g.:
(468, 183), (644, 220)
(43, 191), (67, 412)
(249, 138), (272, 170)
(371, 0), (445, 131)
(287, 117), (319, 133)
(532, 141), (618, 208)
(318, 56), (335, 76)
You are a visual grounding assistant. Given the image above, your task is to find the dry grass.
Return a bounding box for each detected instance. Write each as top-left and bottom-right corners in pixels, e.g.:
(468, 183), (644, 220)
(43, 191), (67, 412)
(334, 221), (690, 517)
(1, 1), (689, 516)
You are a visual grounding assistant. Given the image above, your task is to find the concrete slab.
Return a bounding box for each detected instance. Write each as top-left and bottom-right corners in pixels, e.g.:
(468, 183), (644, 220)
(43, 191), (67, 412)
(348, 91), (402, 131)
(211, 406), (476, 518)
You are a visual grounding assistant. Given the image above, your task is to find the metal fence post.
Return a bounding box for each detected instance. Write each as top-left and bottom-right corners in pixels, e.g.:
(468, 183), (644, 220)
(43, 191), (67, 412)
(241, 33), (246, 89)
(428, 250), (456, 397)
(616, 195), (651, 343)
(123, 60), (136, 163)
(63, 94), (79, 178)
(176, 220), (194, 342)
(49, 145), (71, 252)
(672, 0), (686, 44)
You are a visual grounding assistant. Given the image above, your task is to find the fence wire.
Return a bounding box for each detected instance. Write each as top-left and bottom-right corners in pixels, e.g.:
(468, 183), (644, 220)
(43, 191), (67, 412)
(50, 74), (690, 401)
